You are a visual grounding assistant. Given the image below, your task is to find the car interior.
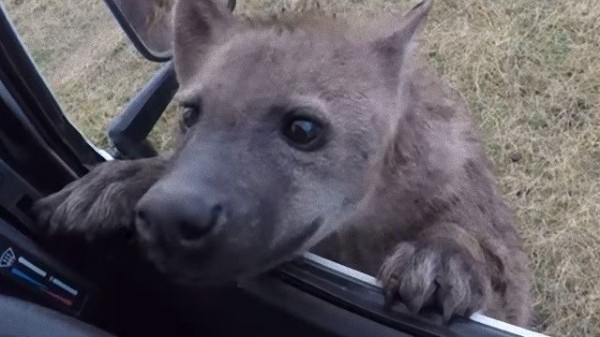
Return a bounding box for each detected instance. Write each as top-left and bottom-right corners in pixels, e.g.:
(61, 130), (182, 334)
(0, 1), (548, 336)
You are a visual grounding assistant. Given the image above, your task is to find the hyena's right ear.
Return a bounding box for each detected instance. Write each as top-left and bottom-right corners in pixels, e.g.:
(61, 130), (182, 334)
(369, 0), (433, 90)
(172, 0), (236, 86)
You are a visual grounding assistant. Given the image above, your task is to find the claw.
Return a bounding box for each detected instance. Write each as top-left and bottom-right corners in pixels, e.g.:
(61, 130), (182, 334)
(379, 241), (489, 323)
(403, 278), (437, 313)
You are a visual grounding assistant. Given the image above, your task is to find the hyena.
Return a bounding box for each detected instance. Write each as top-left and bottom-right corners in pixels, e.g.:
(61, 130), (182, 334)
(34, 0), (533, 326)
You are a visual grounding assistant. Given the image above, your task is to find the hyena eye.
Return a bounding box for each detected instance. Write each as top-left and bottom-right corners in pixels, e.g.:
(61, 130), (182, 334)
(281, 112), (327, 151)
(181, 102), (201, 129)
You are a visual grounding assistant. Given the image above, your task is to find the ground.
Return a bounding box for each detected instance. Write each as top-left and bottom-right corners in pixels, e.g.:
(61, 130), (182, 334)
(3, 0), (599, 335)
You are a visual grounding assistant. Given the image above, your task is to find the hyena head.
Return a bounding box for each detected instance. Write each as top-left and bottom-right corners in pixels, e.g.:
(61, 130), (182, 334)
(135, 0), (433, 283)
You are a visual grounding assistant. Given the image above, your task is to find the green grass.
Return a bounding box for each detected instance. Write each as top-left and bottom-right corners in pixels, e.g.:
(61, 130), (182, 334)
(4, 0), (599, 335)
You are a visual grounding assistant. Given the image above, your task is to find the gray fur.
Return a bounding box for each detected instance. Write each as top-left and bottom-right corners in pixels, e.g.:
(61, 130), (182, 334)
(33, 157), (167, 240)
(33, 0), (532, 327)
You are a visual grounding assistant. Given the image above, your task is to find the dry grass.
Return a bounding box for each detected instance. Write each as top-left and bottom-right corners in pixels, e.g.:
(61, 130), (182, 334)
(3, 0), (178, 150)
(3, 0), (599, 335)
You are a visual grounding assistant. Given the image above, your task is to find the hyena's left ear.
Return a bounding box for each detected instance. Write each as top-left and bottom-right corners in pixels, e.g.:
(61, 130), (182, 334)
(370, 0), (433, 88)
(172, 0), (236, 86)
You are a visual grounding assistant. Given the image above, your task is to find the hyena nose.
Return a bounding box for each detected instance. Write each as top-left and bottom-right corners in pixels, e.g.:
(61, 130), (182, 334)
(135, 188), (223, 243)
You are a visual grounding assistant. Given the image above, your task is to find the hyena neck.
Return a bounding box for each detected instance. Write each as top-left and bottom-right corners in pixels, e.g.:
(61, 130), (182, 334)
(311, 65), (494, 275)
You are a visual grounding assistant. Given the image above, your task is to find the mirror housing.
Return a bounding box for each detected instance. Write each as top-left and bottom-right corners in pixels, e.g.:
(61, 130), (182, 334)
(102, 0), (236, 62)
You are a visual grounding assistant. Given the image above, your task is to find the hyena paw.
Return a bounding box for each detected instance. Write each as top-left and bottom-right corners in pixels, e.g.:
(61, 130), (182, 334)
(32, 159), (161, 241)
(378, 241), (491, 321)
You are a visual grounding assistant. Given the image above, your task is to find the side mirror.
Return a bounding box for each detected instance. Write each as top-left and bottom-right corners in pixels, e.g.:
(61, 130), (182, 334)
(102, 0), (236, 158)
(102, 0), (236, 62)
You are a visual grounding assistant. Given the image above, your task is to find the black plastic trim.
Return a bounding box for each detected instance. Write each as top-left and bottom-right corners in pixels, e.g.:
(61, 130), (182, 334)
(101, 0), (171, 63)
(101, 0), (236, 63)
(241, 256), (522, 337)
(240, 276), (412, 337)
(107, 62), (178, 159)
(0, 216), (96, 318)
(0, 4), (104, 177)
